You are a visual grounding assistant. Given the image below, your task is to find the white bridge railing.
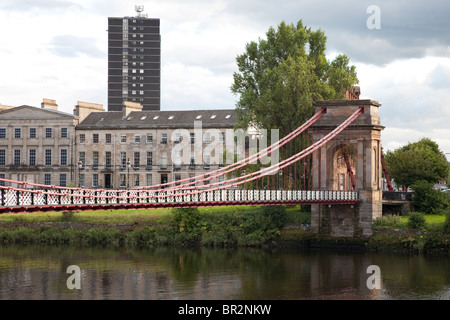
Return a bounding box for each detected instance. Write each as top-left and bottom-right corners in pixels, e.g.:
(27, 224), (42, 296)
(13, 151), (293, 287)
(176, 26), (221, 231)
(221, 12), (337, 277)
(0, 188), (359, 208)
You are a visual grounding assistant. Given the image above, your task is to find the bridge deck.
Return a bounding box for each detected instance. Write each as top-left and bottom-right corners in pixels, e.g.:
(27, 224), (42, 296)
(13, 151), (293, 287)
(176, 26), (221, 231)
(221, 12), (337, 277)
(0, 189), (360, 214)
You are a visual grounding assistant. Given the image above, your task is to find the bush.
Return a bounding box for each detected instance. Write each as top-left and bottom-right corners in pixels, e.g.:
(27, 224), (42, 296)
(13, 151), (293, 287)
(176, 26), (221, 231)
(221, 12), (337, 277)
(260, 205), (287, 230)
(171, 207), (202, 233)
(444, 208), (450, 234)
(411, 180), (449, 214)
(407, 211), (426, 230)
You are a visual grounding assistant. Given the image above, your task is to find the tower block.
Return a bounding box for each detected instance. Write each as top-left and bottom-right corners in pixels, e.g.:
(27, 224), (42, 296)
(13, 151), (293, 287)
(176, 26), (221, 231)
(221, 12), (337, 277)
(310, 99), (384, 237)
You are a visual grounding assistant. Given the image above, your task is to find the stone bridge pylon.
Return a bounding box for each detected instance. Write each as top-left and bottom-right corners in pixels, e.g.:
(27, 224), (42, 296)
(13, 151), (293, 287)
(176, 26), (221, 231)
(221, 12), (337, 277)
(310, 99), (384, 237)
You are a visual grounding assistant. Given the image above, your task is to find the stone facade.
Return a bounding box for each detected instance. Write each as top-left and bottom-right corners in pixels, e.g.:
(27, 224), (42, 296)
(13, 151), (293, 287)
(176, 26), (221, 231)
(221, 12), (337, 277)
(310, 99), (384, 237)
(0, 99), (238, 190)
(74, 106), (237, 189)
(0, 100), (79, 187)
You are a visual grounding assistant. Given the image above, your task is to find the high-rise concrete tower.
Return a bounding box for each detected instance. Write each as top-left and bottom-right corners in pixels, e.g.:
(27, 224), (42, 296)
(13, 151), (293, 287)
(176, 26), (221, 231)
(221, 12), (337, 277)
(107, 6), (161, 111)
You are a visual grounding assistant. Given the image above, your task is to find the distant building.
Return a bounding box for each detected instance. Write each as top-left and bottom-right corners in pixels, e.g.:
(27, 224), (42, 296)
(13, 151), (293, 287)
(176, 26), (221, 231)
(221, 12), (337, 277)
(107, 8), (161, 112)
(0, 99), (242, 190)
(0, 99), (79, 186)
(75, 102), (237, 189)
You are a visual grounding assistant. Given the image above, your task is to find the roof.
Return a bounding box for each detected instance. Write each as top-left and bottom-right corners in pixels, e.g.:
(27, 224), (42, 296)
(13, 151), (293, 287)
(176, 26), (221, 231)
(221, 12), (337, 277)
(76, 109), (237, 130)
(0, 105), (78, 120)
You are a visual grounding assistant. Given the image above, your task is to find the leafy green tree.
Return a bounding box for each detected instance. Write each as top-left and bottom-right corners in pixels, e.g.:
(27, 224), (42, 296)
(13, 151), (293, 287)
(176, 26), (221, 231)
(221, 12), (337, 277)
(231, 20), (359, 138)
(384, 138), (449, 190)
(410, 180), (448, 214)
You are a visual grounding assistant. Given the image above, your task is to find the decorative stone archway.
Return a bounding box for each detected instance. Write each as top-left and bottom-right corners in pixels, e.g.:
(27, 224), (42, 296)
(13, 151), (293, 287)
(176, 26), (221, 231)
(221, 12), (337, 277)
(310, 99), (384, 237)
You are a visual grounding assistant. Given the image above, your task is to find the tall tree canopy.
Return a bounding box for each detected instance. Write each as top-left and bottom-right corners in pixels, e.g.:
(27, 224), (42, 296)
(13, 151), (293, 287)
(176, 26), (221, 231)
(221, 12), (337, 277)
(231, 20), (359, 138)
(384, 138), (449, 190)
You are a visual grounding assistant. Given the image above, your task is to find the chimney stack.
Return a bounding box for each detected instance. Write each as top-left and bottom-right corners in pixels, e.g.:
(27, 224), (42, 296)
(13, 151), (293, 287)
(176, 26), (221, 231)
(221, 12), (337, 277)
(122, 101), (142, 117)
(41, 98), (58, 111)
(73, 101), (105, 123)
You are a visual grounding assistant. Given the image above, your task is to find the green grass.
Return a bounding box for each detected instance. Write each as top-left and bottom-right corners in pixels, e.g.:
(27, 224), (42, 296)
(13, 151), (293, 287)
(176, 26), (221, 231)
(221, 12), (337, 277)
(0, 206), (267, 225)
(374, 214), (446, 230)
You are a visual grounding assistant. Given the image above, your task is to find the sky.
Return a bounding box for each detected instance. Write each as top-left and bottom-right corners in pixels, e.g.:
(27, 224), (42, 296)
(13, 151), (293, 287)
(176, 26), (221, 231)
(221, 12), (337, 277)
(0, 0), (450, 157)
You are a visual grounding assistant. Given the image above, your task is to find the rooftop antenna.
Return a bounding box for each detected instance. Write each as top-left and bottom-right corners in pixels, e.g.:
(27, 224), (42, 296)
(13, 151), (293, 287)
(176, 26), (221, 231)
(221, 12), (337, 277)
(135, 5), (148, 18)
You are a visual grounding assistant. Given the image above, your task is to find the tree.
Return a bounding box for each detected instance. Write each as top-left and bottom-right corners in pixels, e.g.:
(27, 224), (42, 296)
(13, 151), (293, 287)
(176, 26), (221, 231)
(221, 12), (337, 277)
(384, 138), (449, 190)
(231, 20), (359, 138)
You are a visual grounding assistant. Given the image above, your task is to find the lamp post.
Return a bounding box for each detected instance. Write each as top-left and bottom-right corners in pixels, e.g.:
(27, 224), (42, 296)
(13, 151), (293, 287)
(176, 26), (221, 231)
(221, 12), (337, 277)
(127, 158), (131, 189)
(77, 160), (83, 188)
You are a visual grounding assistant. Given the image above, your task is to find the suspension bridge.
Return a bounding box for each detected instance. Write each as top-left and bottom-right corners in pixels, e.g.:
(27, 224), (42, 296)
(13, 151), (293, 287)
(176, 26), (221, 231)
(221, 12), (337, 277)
(0, 99), (385, 236)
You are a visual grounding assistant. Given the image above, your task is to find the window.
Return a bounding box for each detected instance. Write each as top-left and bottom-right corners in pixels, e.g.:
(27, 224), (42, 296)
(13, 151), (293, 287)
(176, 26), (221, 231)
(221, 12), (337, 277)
(61, 128), (68, 138)
(146, 133), (153, 144)
(120, 134), (126, 143)
(160, 152), (167, 169)
(60, 149), (68, 166)
(196, 115), (202, 120)
(79, 152), (85, 169)
(60, 174), (67, 187)
(29, 128), (37, 139)
(0, 150), (5, 166)
(93, 133), (99, 144)
(134, 152), (140, 169)
(13, 150), (20, 165)
(190, 133), (195, 144)
(203, 132), (211, 143)
(45, 128), (52, 138)
(203, 154), (210, 169)
(219, 132), (225, 143)
(14, 128), (21, 139)
(120, 174), (126, 188)
(44, 174), (51, 185)
(190, 153), (195, 169)
(174, 151), (181, 170)
(106, 133), (112, 144)
(134, 134), (141, 144)
(146, 174), (152, 186)
(174, 132), (181, 143)
(133, 174), (140, 187)
(45, 149), (52, 166)
(92, 174), (99, 188)
(0, 174), (5, 186)
(210, 115), (216, 119)
(93, 151), (99, 170)
(225, 114), (231, 119)
(79, 174), (85, 188)
(120, 152), (127, 168)
(105, 151), (112, 168)
(146, 152), (152, 169)
(79, 134), (85, 143)
(0, 128), (5, 139)
(175, 174), (181, 186)
(161, 133), (167, 144)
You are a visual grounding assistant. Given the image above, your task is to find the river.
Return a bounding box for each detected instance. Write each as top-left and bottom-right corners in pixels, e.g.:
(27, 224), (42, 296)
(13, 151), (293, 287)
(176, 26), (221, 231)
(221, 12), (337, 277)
(0, 245), (449, 300)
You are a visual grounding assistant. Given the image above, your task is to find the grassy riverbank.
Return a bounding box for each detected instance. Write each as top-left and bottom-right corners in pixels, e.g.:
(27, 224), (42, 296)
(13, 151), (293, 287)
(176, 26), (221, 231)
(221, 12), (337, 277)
(0, 206), (449, 254)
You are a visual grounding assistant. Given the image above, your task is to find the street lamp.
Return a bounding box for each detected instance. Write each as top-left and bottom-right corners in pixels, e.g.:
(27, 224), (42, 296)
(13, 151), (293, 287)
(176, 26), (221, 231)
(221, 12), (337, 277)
(127, 158), (132, 189)
(77, 160), (83, 188)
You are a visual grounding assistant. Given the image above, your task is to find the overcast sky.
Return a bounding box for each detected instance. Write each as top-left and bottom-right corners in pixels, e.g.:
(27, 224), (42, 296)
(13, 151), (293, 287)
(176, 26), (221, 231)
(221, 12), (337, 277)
(1, 0), (449, 157)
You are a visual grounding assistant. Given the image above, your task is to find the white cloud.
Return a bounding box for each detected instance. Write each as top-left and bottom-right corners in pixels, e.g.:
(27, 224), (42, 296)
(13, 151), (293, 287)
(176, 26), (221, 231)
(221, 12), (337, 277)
(0, 0), (449, 158)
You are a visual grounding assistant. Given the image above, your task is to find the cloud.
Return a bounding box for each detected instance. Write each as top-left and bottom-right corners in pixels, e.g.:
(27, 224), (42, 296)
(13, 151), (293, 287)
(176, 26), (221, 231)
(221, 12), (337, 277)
(49, 35), (105, 58)
(0, 0), (81, 12)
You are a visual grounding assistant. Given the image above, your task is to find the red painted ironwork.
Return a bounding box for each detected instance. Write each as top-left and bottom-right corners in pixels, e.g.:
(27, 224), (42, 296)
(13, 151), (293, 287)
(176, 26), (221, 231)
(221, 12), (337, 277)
(0, 107), (366, 214)
(380, 147), (394, 191)
(341, 145), (356, 190)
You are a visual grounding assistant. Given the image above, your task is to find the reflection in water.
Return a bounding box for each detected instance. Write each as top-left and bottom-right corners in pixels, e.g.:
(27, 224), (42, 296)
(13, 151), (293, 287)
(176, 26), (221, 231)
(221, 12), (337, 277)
(0, 245), (449, 300)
